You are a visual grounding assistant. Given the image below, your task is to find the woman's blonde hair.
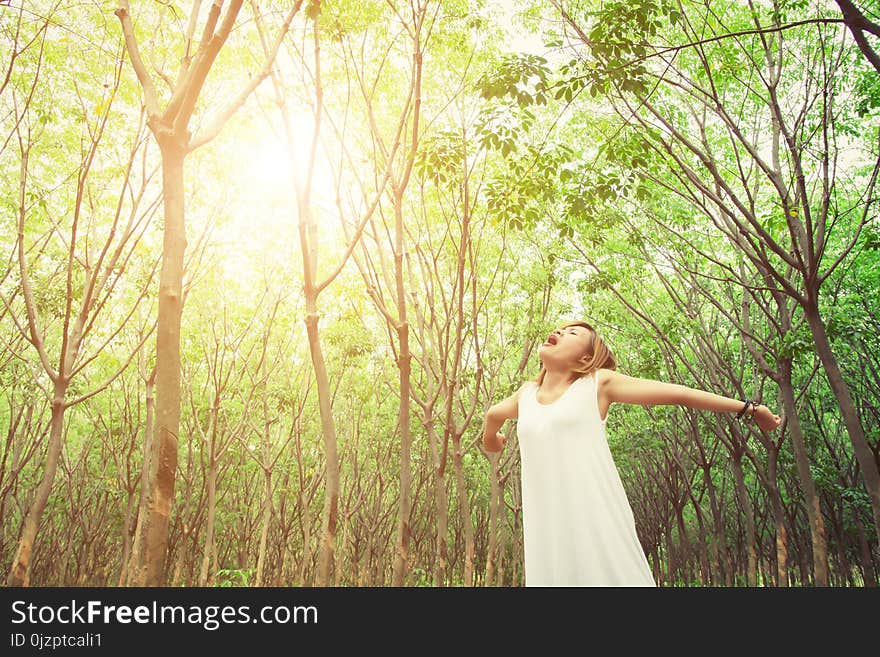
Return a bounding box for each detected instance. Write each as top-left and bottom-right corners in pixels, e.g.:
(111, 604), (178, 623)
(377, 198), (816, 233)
(531, 320), (617, 385)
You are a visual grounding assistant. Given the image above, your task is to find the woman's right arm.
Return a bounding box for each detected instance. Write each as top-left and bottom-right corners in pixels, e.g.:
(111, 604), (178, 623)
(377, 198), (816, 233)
(482, 383), (527, 452)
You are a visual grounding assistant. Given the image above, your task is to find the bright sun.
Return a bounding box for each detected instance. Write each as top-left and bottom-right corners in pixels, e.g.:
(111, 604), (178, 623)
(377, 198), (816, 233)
(205, 107), (346, 288)
(243, 109), (338, 218)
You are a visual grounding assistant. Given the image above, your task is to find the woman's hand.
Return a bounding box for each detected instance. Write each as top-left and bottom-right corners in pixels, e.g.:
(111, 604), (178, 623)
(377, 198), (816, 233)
(753, 405), (783, 432)
(493, 432), (507, 451)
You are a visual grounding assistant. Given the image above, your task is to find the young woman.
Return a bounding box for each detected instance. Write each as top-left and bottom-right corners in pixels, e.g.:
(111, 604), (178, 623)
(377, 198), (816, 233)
(482, 320), (783, 587)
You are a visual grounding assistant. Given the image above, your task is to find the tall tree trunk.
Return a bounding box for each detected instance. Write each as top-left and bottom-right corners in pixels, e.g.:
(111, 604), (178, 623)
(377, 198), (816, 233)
(291, 11), (340, 588)
(132, 145), (186, 586)
(686, 494), (709, 586)
(768, 492), (789, 587)
(170, 527), (188, 586)
(803, 300), (880, 546)
(116, 0), (294, 585)
(832, 529), (849, 585)
(388, 5), (425, 585)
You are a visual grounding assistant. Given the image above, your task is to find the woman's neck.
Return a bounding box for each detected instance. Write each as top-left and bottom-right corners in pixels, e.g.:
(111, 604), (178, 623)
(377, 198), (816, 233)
(542, 368), (577, 390)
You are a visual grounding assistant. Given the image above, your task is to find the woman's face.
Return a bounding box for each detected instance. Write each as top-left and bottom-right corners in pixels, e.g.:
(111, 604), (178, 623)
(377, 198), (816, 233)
(539, 324), (592, 368)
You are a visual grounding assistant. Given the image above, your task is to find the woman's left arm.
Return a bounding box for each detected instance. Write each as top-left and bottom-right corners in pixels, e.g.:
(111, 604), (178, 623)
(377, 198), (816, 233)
(603, 369), (783, 432)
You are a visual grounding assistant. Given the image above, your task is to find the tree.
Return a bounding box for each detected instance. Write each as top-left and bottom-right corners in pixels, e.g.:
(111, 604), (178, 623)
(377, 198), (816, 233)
(3, 29), (159, 583)
(114, 0), (300, 585)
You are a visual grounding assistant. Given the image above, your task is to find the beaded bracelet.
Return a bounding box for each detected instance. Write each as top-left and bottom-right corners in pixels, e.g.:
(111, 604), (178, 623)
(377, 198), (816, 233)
(736, 398), (760, 422)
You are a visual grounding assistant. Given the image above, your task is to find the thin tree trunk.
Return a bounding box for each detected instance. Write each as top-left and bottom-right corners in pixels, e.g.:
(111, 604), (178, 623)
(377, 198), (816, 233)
(302, 311), (339, 587)
(288, 12), (340, 588)
(391, 289), (413, 585)
(124, 366), (155, 585)
(388, 4), (426, 586)
(664, 528), (676, 585)
(778, 359), (829, 585)
(0, 405), (27, 551)
(731, 454), (757, 586)
(702, 464), (726, 585)
(298, 490), (312, 586)
(853, 511), (877, 586)
(764, 445), (789, 587)
(453, 436), (475, 586)
(768, 491), (789, 587)
(170, 528), (188, 586)
(117, 489), (137, 586)
(674, 503), (692, 584)
(199, 459), (218, 586)
(117, 0), (291, 584)
(255, 469), (272, 586)
(7, 393), (67, 586)
(425, 422), (449, 586)
(485, 457), (502, 587)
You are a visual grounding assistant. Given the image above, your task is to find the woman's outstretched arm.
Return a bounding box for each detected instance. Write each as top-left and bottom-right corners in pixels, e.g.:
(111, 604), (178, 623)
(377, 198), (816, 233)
(602, 369), (783, 432)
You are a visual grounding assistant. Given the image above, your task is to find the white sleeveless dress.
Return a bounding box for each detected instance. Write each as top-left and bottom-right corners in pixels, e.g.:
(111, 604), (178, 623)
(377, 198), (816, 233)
(516, 370), (656, 586)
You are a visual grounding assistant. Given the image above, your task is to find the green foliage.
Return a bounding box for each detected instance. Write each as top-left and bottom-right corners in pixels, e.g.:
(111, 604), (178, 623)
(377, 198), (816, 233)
(854, 68), (880, 118)
(215, 568), (254, 587)
(776, 326), (813, 360)
(476, 53), (551, 107)
(415, 131), (466, 185)
(409, 567), (431, 587)
(574, 0), (681, 97)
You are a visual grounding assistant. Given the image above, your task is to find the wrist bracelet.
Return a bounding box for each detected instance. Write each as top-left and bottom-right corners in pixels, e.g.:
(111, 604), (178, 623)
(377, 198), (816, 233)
(736, 398), (759, 422)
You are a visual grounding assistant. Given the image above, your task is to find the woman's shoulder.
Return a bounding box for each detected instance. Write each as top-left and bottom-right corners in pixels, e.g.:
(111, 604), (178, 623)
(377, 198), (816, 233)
(594, 367), (616, 386)
(511, 380), (537, 410)
(515, 380), (540, 399)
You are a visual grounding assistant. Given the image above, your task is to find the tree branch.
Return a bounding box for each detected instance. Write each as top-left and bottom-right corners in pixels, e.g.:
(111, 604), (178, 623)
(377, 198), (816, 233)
(835, 0), (880, 73)
(114, 1), (161, 118)
(189, 1), (305, 151)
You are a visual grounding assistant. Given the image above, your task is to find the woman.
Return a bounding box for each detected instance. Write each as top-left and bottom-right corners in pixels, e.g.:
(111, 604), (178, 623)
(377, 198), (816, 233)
(482, 320), (783, 586)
